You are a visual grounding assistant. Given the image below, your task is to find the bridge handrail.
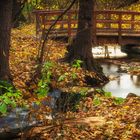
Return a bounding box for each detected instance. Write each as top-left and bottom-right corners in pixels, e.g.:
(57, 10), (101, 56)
(33, 9), (140, 14)
(33, 9), (140, 43)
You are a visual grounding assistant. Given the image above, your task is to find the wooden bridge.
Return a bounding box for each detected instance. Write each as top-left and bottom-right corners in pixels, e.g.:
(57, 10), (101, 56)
(33, 9), (140, 45)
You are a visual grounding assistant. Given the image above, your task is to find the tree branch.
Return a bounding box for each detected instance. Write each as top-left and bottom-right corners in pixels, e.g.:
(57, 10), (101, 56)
(38, 0), (77, 65)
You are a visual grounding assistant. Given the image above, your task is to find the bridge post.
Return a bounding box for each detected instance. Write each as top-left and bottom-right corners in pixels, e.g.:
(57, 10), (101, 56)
(35, 13), (40, 37)
(104, 45), (110, 58)
(118, 13), (122, 45)
(131, 14), (135, 30)
(105, 13), (111, 29)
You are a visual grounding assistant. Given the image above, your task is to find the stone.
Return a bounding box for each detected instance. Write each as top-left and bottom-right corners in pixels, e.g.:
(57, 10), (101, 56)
(0, 107), (39, 139)
(126, 93), (138, 98)
(0, 89), (63, 139)
(121, 44), (140, 58)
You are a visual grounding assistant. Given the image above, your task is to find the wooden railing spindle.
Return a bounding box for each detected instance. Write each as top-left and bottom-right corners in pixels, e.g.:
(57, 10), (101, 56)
(118, 13), (122, 44)
(131, 14), (135, 31)
(36, 13), (40, 37)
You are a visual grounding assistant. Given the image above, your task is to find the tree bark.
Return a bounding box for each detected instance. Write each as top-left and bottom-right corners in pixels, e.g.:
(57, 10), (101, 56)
(12, 0), (26, 28)
(65, 0), (107, 81)
(0, 0), (13, 82)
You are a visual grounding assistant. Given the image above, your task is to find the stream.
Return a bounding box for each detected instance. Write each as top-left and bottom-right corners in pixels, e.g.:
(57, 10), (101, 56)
(102, 63), (140, 98)
(92, 45), (140, 98)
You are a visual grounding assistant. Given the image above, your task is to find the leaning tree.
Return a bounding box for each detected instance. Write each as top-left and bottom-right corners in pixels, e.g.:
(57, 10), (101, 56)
(0, 0), (13, 82)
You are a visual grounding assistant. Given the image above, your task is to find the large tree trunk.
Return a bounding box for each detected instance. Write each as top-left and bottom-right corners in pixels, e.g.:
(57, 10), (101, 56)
(0, 0), (13, 82)
(66, 0), (95, 66)
(65, 0), (107, 81)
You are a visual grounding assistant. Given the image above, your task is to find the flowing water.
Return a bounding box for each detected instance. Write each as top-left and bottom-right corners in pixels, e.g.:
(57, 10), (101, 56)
(102, 63), (140, 98)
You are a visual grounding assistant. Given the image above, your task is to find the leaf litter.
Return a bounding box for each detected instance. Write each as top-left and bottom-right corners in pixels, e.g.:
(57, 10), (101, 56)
(9, 24), (140, 139)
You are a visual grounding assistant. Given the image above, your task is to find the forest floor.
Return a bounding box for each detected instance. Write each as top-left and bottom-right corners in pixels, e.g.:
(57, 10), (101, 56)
(9, 24), (140, 139)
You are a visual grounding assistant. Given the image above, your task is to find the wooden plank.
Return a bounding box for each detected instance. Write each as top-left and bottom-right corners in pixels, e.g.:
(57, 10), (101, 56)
(33, 10), (77, 15)
(33, 9), (140, 15)
(97, 20), (140, 24)
(95, 10), (140, 15)
(44, 20), (77, 24)
(118, 13), (122, 44)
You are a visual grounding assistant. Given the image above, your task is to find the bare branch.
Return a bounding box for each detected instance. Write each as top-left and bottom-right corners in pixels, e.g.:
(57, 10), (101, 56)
(38, 0), (77, 65)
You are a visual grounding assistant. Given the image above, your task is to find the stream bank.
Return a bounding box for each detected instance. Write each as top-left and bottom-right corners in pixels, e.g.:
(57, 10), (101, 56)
(99, 58), (140, 98)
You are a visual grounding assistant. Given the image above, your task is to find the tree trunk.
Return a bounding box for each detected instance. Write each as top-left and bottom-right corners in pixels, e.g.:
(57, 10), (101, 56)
(12, 0), (26, 28)
(0, 0), (13, 82)
(65, 0), (107, 81)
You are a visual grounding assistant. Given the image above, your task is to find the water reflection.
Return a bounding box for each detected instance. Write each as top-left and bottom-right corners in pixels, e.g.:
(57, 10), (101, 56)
(130, 75), (140, 87)
(92, 46), (127, 58)
(102, 63), (120, 76)
(102, 63), (140, 98)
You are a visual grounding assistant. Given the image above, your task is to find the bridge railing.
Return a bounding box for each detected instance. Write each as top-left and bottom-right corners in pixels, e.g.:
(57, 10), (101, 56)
(33, 10), (78, 37)
(33, 9), (140, 40)
(95, 10), (140, 43)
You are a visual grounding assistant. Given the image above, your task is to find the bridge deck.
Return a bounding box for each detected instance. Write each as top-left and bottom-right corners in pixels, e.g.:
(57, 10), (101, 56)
(33, 9), (140, 45)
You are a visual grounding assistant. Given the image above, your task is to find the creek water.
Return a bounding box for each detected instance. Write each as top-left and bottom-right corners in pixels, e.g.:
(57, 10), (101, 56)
(102, 63), (140, 98)
(92, 46), (127, 59)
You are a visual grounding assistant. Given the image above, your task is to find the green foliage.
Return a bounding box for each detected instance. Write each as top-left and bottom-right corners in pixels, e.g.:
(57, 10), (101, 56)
(104, 92), (112, 97)
(0, 81), (22, 115)
(0, 103), (7, 114)
(95, 88), (104, 94)
(93, 96), (101, 106)
(95, 88), (124, 105)
(72, 59), (83, 69)
(95, 88), (112, 97)
(113, 97), (125, 105)
(58, 73), (67, 82)
(79, 89), (87, 98)
(58, 59), (82, 83)
(37, 79), (50, 98)
(43, 61), (54, 71)
(36, 61), (54, 97)
(71, 73), (77, 79)
(36, 60), (81, 97)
